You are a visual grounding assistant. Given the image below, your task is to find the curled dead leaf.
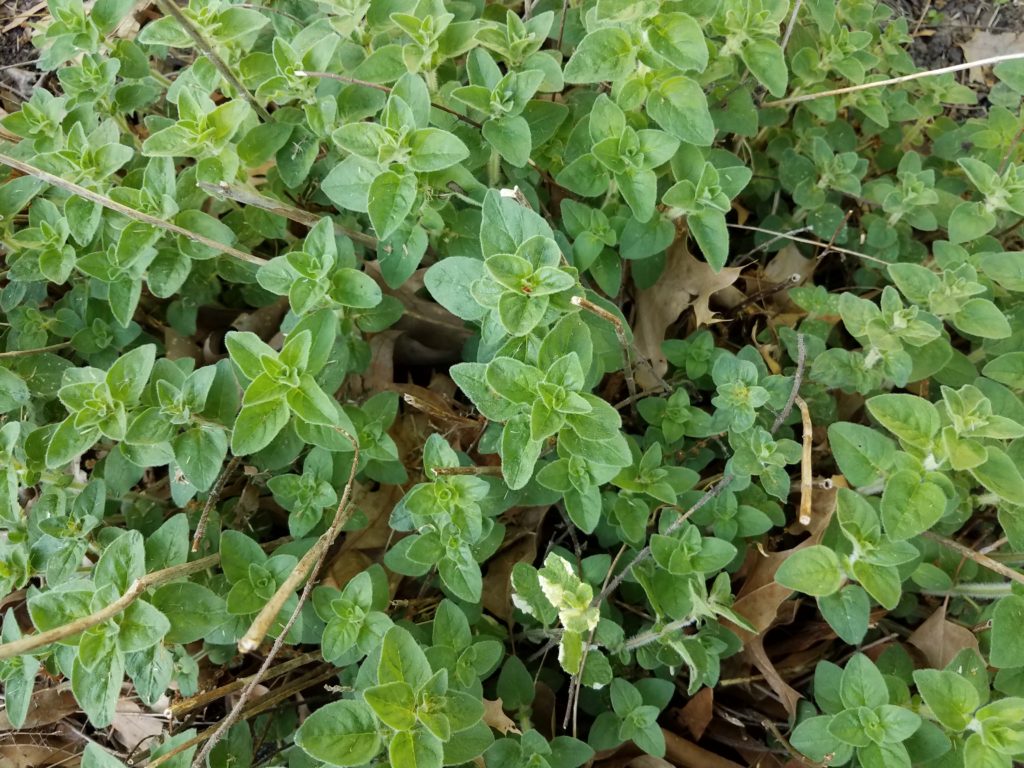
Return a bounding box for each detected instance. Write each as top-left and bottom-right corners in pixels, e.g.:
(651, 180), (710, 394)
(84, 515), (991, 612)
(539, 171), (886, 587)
(634, 237), (743, 387)
(482, 698), (521, 735)
(723, 480), (841, 717)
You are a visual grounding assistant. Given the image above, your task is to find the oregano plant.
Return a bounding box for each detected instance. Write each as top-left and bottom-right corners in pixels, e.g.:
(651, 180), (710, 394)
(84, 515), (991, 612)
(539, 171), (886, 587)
(1, 0), (1024, 766)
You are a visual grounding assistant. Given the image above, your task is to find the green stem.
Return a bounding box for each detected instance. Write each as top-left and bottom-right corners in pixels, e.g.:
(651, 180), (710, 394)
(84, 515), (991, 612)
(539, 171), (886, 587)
(922, 582), (1013, 599)
(0, 342), (71, 359)
(621, 617), (696, 652)
(488, 147), (502, 188)
(153, 0), (271, 122)
(601, 179), (618, 209)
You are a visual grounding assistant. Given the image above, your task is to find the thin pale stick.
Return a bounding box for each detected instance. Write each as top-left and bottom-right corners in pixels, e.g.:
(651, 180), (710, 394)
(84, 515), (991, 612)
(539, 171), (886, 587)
(795, 396), (813, 526)
(764, 51), (1024, 107)
(0, 342), (71, 358)
(0, 536), (291, 660)
(780, 0), (804, 51)
(728, 223), (888, 265)
(192, 429), (360, 767)
(153, 0), (271, 122)
(923, 531), (1024, 587)
(0, 152), (267, 267)
(237, 427), (359, 653)
(571, 295), (638, 409)
(0, 555), (219, 659)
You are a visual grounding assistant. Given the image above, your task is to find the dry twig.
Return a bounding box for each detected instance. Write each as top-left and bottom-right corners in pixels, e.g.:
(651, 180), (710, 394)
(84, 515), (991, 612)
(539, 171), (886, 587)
(924, 532), (1024, 587)
(764, 51), (1024, 107)
(153, 0), (271, 122)
(0, 152), (267, 267)
(191, 427), (360, 768)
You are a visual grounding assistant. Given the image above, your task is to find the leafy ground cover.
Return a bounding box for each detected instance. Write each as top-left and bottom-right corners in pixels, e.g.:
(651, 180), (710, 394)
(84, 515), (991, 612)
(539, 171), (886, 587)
(2, 1), (1024, 767)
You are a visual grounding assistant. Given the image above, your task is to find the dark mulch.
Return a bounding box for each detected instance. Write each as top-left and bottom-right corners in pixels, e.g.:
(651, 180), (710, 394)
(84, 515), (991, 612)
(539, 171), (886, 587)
(0, 0), (45, 110)
(887, 0), (1024, 70)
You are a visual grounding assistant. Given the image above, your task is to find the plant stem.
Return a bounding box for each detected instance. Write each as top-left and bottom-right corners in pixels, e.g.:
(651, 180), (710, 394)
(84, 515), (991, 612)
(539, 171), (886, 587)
(191, 455), (240, 553)
(771, 333), (806, 432)
(236, 427), (359, 654)
(571, 296), (638, 411)
(197, 180), (378, 249)
(153, 0), (271, 122)
(0, 342), (71, 358)
(727, 223), (888, 265)
(0, 152), (267, 267)
(432, 465), (502, 476)
(593, 475), (734, 606)
(922, 582), (1013, 599)
(150, 666), (338, 768)
(488, 147), (502, 188)
(621, 617), (696, 652)
(780, 0), (804, 51)
(794, 397), (813, 526)
(167, 649), (322, 718)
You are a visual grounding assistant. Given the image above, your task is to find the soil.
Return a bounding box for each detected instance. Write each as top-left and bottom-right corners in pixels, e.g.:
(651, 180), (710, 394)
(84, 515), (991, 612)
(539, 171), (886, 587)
(1, 1), (1022, 102)
(887, 0), (1024, 70)
(0, 0), (43, 110)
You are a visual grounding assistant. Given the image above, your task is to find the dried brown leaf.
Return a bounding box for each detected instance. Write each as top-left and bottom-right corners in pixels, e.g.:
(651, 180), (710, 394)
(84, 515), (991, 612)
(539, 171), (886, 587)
(361, 330), (402, 394)
(744, 635), (803, 716)
(730, 479), (841, 636)
(960, 32), (1024, 82)
(909, 604), (980, 669)
(110, 699), (165, 753)
(0, 686), (77, 731)
(0, 743), (79, 768)
(662, 728), (745, 768)
(677, 686), (714, 741)
(634, 238), (743, 385)
(482, 699), (520, 735)
(230, 296), (289, 338)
